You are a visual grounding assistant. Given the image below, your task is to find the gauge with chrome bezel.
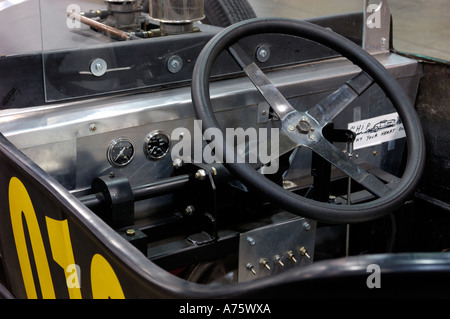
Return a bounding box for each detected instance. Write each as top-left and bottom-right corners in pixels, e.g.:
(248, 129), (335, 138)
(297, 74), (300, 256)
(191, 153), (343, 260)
(107, 137), (135, 167)
(144, 130), (171, 160)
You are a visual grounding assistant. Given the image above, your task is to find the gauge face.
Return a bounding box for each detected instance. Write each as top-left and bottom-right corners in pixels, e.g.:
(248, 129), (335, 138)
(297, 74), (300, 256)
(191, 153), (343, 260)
(107, 137), (135, 167)
(144, 131), (171, 160)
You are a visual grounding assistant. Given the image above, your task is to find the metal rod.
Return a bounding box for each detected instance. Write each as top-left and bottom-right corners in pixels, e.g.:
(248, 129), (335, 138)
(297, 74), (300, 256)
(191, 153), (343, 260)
(133, 174), (190, 201)
(345, 141), (354, 257)
(79, 174), (191, 208)
(67, 11), (130, 40)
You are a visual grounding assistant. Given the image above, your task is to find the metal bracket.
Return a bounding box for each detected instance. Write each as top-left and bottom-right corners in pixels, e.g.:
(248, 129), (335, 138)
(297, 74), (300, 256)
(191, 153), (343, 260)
(91, 173), (134, 229)
(362, 0), (391, 54)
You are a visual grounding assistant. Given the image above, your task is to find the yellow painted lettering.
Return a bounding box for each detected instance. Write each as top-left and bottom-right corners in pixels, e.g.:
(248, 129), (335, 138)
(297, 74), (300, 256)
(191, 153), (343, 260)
(9, 177), (55, 299)
(46, 217), (82, 299)
(90, 254), (125, 299)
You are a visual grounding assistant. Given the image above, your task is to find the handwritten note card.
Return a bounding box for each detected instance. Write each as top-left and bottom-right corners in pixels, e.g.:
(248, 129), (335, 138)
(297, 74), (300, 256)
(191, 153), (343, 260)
(348, 112), (406, 150)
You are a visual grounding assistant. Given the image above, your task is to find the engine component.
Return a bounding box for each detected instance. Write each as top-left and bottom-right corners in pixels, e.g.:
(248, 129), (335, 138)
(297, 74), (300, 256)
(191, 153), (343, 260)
(149, 0), (205, 35)
(104, 0), (146, 31)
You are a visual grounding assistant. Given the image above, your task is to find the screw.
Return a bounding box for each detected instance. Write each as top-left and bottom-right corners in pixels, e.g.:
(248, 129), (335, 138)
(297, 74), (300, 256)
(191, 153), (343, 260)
(167, 55), (183, 73)
(89, 123), (97, 132)
(288, 125), (295, 131)
(303, 221), (311, 231)
(184, 205), (195, 215)
(256, 45), (270, 63)
(309, 133), (316, 140)
(247, 236), (256, 246)
(90, 58), (107, 77)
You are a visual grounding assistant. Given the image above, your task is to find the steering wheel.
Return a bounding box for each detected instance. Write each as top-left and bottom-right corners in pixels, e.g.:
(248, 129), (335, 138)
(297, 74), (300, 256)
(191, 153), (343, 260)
(191, 18), (425, 223)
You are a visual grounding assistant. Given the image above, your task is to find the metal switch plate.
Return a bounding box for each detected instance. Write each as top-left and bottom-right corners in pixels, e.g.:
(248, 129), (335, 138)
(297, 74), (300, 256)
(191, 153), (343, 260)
(238, 217), (316, 282)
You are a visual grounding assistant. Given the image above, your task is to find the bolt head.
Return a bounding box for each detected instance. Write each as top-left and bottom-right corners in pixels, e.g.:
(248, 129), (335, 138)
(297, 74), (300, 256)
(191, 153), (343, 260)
(256, 45), (270, 62)
(297, 120), (311, 134)
(172, 158), (184, 169)
(126, 229), (136, 237)
(195, 169), (207, 180)
(184, 205), (195, 215)
(303, 221), (311, 231)
(167, 55), (183, 73)
(90, 58), (107, 77)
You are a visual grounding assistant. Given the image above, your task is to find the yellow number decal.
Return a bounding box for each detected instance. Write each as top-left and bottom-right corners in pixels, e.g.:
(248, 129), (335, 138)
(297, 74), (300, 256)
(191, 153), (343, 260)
(90, 254), (125, 299)
(46, 217), (82, 299)
(9, 177), (126, 299)
(9, 177), (55, 299)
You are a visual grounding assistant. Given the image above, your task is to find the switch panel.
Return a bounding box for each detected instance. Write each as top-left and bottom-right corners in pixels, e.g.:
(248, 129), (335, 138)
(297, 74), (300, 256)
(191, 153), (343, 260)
(238, 217), (316, 282)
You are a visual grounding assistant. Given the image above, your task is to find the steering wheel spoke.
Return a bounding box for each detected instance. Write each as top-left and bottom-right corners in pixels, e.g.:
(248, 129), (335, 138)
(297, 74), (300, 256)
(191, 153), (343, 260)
(228, 43), (297, 120)
(308, 137), (391, 198)
(307, 71), (374, 127)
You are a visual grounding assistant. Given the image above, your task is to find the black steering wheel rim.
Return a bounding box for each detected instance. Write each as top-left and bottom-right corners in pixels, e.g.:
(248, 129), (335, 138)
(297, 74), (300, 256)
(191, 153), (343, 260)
(191, 17), (425, 223)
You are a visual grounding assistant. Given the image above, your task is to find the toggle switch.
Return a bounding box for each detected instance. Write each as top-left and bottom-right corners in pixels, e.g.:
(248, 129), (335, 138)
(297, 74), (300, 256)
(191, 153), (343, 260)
(274, 255), (284, 267)
(259, 258), (271, 270)
(246, 263), (257, 275)
(299, 246), (311, 259)
(287, 251), (297, 263)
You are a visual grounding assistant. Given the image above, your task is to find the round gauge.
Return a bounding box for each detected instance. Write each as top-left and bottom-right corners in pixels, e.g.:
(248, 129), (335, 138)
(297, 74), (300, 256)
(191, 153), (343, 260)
(107, 137), (135, 167)
(144, 130), (171, 160)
